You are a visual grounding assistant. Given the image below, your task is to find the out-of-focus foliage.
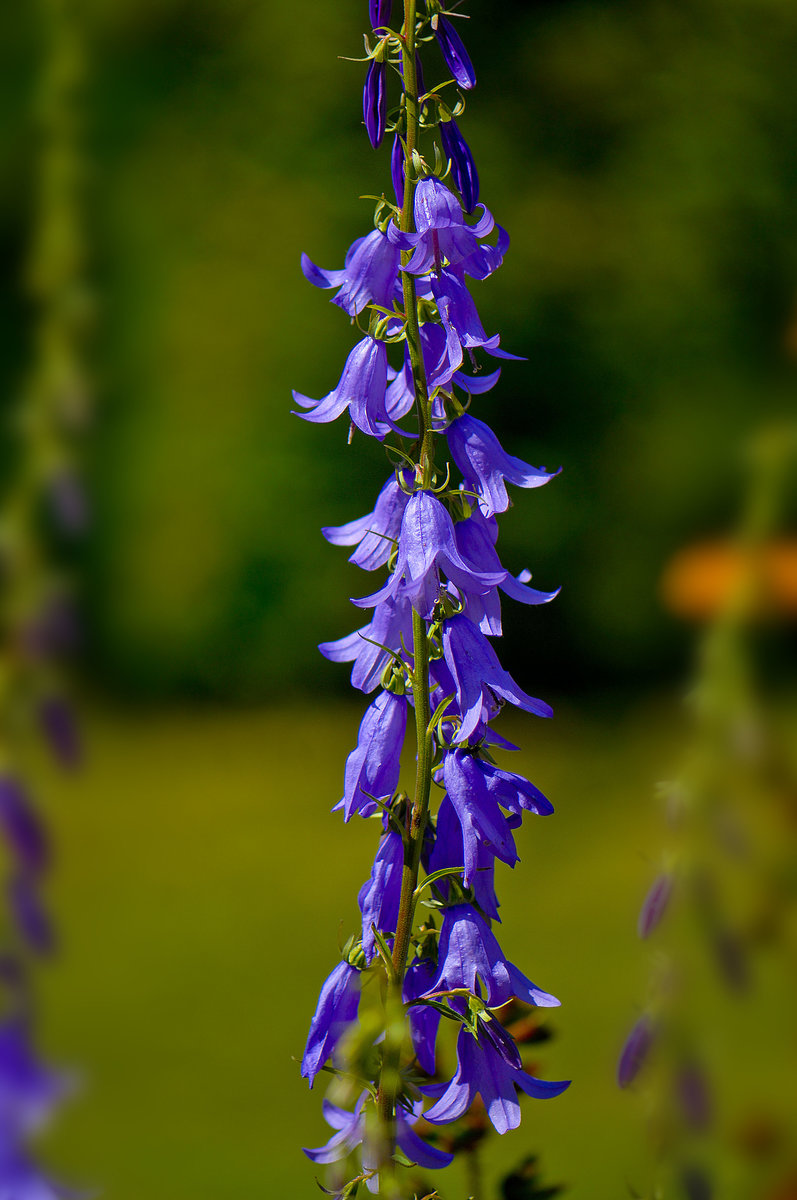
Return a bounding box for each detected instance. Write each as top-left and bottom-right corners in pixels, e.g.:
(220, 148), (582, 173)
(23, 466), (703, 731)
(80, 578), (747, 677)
(2, 0), (797, 697)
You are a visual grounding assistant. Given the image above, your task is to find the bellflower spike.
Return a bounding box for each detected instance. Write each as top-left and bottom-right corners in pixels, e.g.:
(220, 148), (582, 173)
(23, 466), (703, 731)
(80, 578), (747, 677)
(302, 961), (361, 1087)
(339, 690), (407, 819)
(440, 117), (479, 213)
(363, 59), (387, 149)
(448, 413), (561, 516)
(442, 614), (553, 742)
(323, 473), (410, 571)
(423, 1021), (570, 1134)
(301, 229), (400, 317)
(434, 14), (476, 91)
(305, 1093), (453, 1181)
(359, 830), (403, 960)
(353, 490), (504, 618)
(387, 178), (494, 274)
(293, 336), (390, 439)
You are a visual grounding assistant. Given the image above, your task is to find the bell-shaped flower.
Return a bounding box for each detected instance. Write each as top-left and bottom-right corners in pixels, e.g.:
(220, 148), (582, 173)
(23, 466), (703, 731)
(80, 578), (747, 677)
(293, 336), (391, 440)
(323, 473), (410, 571)
(403, 957), (440, 1074)
(301, 960), (361, 1087)
(427, 795), (502, 921)
(458, 224), (510, 282)
(363, 59), (387, 148)
(338, 690), (407, 819)
(448, 412), (561, 516)
(391, 134), (405, 208)
(359, 830), (404, 961)
(442, 614), (553, 742)
(305, 1092), (453, 1182)
(0, 778), (48, 876)
(319, 593), (414, 694)
(423, 1019), (570, 1133)
(440, 117), (479, 213)
(301, 229), (400, 317)
(453, 512), (559, 636)
(426, 903), (512, 1006)
(434, 14), (476, 90)
(431, 268), (522, 371)
(441, 752), (519, 884)
(387, 177), (494, 275)
(353, 491), (504, 618)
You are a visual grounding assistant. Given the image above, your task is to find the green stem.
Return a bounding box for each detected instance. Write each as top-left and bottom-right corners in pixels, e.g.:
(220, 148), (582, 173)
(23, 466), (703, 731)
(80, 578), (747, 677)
(374, 0), (436, 1186)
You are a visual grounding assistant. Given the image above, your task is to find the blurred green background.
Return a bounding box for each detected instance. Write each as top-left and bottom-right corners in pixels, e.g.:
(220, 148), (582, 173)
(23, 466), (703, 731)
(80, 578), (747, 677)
(1, 0), (796, 1196)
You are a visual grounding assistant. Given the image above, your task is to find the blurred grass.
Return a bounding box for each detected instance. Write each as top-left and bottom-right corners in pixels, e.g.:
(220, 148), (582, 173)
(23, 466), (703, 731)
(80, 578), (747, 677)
(27, 695), (794, 1198)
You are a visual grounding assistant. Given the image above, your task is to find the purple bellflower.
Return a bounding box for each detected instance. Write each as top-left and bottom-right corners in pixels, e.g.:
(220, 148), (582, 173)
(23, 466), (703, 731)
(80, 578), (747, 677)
(319, 592), (414, 694)
(322, 473), (410, 571)
(302, 960), (361, 1087)
(442, 614), (553, 742)
(293, 336), (391, 440)
(301, 229), (400, 317)
(434, 14), (476, 91)
(403, 958), (440, 1074)
(427, 795), (502, 921)
(423, 1020), (569, 1134)
(637, 872), (674, 939)
(617, 1013), (656, 1088)
(440, 753), (519, 884)
(448, 412), (561, 516)
(339, 690), (407, 819)
(387, 177), (494, 274)
(359, 830), (404, 960)
(0, 778), (48, 877)
(353, 490), (504, 618)
(305, 1092), (453, 1182)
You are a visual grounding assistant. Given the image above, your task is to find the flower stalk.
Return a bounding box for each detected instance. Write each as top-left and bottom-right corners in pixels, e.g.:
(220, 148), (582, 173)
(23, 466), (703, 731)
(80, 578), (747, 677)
(296, 3), (569, 1193)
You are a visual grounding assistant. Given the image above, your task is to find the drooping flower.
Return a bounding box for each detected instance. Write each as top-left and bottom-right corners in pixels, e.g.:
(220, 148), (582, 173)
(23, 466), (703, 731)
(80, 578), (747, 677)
(301, 960), (361, 1087)
(7, 876), (53, 955)
(339, 690), (407, 819)
(426, 904), (512, 1006)
(359, 831), (404, 960)
(423, 1020), (570, 1134)
(293, 336), (391, 439)
(440, 753), (519, 884)
(301, 229), (400, 317)
(305, 1092), (453, 1181)
(426, 795), (502, 921)
(403, 958), (440, 1074)
(440, 117), (479, 213)
(442, 614), (553, 742)
(431, 268), (522, 370)
(353, 490), (504, 618)
(434, 14), (476, 91)
(319, 593), (414, 693)
(447, 413), (561, 516)
(387, 177), (494, 275)
(322, 473), (410, 571)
